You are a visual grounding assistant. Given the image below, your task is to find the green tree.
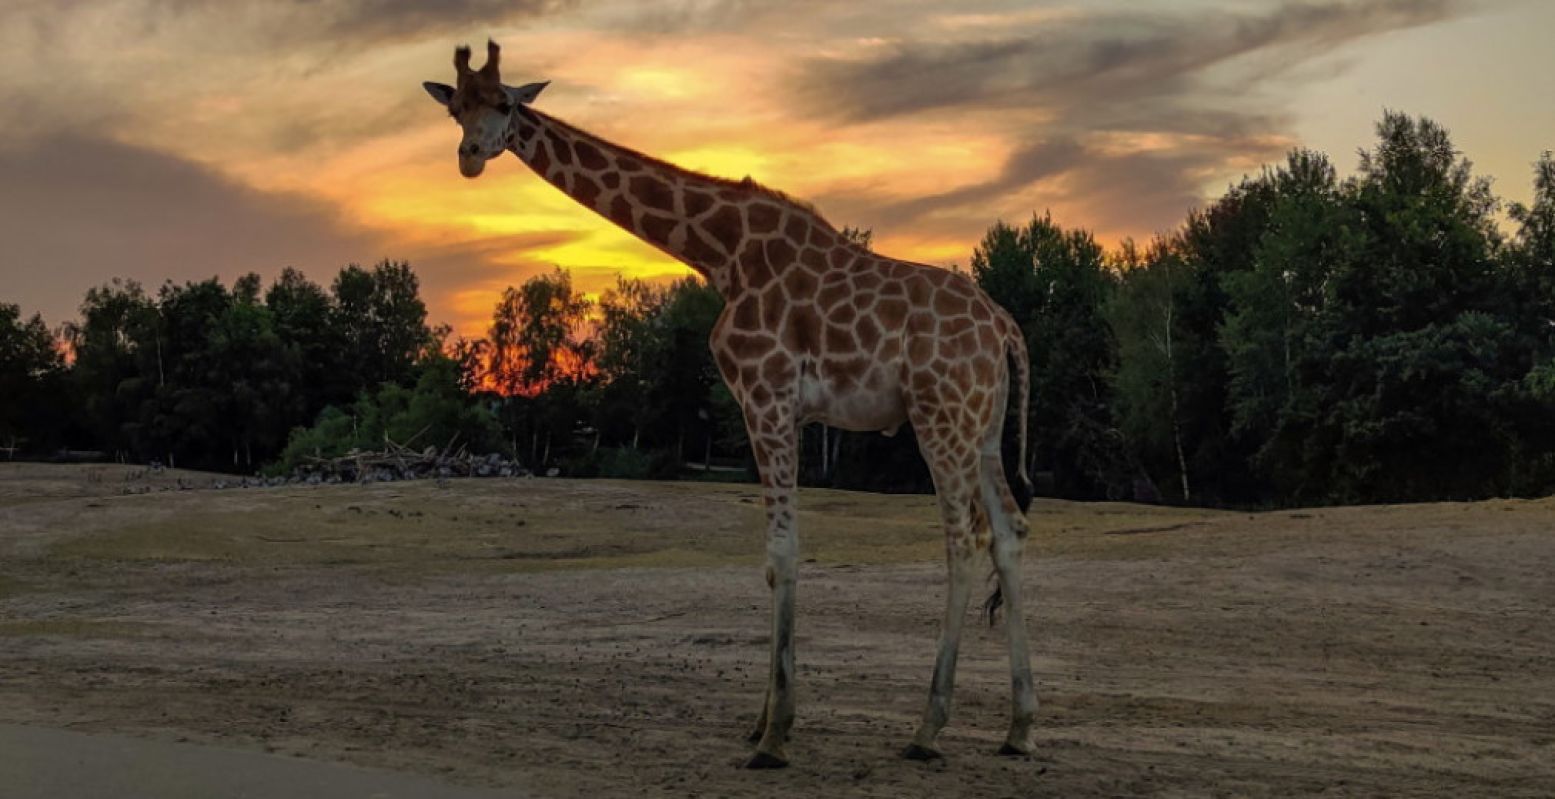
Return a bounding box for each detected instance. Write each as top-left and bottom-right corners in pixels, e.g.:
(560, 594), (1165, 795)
(1230, 114), (1519, 503)
(975, 212), (1122, 498)
(596, 277), (666, 448)
(0, 304), (68, 455)
(484, 268), (596, 467)
(331, 260), (432, 393)
(66, 279), (158, 461)
(1218, 150), (1358, 500)
(651, 278), (724, 465)
(1109, 239), (1193, 502)
(266, 267), (344, 416)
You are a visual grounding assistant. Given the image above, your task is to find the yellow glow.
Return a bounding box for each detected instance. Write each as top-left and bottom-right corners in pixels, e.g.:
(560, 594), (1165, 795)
(617, 67), (707, 100)
(666, 145), (771, 181)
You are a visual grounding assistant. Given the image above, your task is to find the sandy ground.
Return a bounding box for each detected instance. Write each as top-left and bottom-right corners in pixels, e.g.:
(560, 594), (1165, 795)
(0, 723), (519, 799)
(1, 462), (1552, 797)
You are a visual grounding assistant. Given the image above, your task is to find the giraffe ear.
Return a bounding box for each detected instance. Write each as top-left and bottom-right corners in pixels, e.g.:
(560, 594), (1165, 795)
(423, 82), (455, 107)
(504, 81), (549, 106)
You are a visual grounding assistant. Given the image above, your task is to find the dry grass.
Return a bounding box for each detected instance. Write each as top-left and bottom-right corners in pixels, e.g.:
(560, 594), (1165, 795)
(0, 619), (148, 638)
(30, 472), (1232, 572)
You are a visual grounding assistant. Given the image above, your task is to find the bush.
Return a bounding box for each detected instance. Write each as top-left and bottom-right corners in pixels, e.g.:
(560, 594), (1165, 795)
(562, 446), (681, 480)
(270, 355), (500, 475)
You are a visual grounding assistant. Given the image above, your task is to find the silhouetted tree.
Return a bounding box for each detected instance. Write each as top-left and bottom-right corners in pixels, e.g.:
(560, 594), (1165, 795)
(0, 303), (68, 455)
(975, 213), (1121, 498)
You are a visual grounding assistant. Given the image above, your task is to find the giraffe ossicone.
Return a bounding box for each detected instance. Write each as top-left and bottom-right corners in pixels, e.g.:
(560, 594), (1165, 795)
(425, 40), (1040, 768)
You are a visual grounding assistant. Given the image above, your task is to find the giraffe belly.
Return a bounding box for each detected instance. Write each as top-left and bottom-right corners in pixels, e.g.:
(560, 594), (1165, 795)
(799, 362), (908, 434)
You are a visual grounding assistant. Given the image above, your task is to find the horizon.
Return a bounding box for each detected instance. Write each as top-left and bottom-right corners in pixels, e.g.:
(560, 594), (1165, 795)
(2, 0), (1552, 337)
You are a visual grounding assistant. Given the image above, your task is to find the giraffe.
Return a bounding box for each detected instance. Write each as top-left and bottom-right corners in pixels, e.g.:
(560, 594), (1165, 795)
(424, 41), (1038, 768)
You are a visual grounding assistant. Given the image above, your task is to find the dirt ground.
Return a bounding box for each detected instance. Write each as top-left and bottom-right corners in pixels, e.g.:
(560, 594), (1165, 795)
(1, 462), (1552, 797)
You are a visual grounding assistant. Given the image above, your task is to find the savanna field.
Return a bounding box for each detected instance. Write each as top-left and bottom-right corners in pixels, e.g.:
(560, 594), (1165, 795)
(2, 464), (1551, 797)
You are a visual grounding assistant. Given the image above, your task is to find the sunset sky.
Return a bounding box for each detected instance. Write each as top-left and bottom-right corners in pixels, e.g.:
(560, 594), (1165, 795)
(2, 0), (1551, 336)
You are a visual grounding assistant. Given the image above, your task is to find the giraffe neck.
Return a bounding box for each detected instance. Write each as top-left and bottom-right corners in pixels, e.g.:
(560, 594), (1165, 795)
(507, 108), (845, 297)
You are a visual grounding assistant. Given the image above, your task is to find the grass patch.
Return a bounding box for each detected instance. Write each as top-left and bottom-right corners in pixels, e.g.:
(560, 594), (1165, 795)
(37, 478), (1235, 574)
(0, 618), (146, 638)
(0, 575), (27, 598)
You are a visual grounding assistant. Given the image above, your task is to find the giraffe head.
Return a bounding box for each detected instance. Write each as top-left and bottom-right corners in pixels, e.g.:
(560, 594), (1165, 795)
(422, 40), (547, 178)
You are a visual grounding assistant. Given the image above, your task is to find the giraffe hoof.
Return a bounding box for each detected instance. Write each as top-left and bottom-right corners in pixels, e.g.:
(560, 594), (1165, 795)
(744, 751), (789, 769)
(901, 743), (943, 761)
(997, 742), (1034, 758)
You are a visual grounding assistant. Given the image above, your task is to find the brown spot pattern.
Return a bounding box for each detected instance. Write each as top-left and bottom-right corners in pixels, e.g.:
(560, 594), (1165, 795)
(574, 139), (608, 170)
(544, 130), (573, 166)
(747, 203), (781, 234)
(641, 215), (677, 246)
(608, 195), (635, 230)
(684, 190), (716, 217)
(683, 228), (726, 268)
(573, 175), (601, 208)
(630, 175), (676, 213)
(703, 205), (744, 255)
(784, 215), (809, 243)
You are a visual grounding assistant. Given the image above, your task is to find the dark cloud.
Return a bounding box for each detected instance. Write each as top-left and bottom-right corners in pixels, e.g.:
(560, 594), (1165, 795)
(799, 0), (1464, 239)
(818, 134), (1285, 243)
(589, 0), (837, 35)
(140, 0), (577, 49)
(843, 138), (1087, 225)
(0, 135), (386, 325)
(801, 0), (1458, 123)
(0, 133), (595, 330)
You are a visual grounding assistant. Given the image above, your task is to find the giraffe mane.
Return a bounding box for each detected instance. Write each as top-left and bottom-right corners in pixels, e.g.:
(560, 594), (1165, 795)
(528, 108), (843, 236)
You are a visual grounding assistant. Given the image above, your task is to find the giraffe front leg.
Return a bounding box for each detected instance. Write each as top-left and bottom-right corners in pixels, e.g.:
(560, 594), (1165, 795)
(743, 407), (799, 769)
(746, 694), (769, 744)
(747, 509), (798, 768)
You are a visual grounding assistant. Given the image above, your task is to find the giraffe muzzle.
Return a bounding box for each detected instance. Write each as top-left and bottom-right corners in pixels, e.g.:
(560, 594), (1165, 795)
(458, 154), (486, 179)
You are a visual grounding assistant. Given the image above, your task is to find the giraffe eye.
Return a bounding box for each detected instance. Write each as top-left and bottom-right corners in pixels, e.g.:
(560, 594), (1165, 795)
(494, 101), (513, 115)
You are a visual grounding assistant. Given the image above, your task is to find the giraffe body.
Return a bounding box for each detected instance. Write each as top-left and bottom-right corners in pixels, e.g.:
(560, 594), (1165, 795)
(425, 41), (1038, 767)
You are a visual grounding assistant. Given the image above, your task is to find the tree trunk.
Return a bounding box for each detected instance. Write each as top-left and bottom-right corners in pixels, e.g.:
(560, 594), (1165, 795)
(1162, 274), (1191, 503)
(827, 428), (843, 484)
(819, 425), (828, 479)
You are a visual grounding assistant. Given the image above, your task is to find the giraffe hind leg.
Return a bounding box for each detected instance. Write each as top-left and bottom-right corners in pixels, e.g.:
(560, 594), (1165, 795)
(979, 445), (1037, 756)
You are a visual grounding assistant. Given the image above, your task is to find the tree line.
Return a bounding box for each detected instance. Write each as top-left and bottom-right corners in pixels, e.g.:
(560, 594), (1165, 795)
(2, 111), (1552, 506)
(983, 113), (1555, 506)
(2, 262), (447, 470)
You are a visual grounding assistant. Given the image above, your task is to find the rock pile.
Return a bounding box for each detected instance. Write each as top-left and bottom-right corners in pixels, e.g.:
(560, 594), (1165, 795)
(289, 443), (528, 484)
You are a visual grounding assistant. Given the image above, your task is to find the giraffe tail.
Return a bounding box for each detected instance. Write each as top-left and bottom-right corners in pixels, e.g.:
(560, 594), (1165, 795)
(1003, 330), (1034, 517)
(985, 329), (1034, 627)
